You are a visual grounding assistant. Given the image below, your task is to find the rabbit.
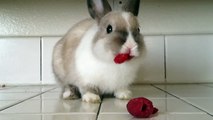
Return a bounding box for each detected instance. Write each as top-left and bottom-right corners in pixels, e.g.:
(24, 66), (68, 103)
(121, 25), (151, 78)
(52, 0), (145, 103)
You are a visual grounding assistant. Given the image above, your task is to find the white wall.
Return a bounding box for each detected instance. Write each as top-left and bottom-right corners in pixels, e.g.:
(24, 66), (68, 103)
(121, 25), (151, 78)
(0, 0), (213, 84)
(1, 0), (213, 36)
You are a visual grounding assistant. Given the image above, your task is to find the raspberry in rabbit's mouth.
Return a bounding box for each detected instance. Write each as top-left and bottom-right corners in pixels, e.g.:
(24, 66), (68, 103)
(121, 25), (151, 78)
(114, 53), (133, 64)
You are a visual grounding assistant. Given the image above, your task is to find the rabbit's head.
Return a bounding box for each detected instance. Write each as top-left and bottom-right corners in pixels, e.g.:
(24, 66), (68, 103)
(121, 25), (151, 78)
(87, 0), (144, 63)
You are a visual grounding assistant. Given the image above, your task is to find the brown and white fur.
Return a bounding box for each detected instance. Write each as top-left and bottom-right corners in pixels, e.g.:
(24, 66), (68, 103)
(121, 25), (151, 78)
(52, 0), (145, 103)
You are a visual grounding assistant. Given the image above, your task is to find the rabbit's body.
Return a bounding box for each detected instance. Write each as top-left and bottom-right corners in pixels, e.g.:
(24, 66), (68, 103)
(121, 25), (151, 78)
(53, 0), (144, 103)
(75, 23), (139, 92)
(53, 18), (95, 83)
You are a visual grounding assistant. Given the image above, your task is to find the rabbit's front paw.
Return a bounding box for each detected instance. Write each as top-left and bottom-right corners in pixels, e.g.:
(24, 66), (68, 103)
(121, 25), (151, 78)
(82, 92), (101, 103)
(62, 90), (79, 100)
(115, 89), (132, 100)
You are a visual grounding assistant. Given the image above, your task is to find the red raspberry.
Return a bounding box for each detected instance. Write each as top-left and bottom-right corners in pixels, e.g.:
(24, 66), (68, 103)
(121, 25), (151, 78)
(114, 53), (133, 64)
(127, 97), (158, 118)
(153, 107), (159, 114)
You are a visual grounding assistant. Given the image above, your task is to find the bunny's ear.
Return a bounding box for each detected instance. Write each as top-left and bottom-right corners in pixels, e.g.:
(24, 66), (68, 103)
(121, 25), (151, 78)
(122, 0), (140, 16)
(87, 0), (112, 21)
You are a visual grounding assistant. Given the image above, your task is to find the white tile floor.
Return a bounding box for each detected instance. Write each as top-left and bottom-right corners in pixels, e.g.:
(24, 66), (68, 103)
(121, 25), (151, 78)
(0, 84), (213, 120)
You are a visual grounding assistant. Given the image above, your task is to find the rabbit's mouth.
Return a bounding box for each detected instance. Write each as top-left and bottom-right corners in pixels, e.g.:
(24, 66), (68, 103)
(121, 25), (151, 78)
(120, 45), (139, 57)
(114, 45), (139, 64)
(129, 45), (139, 57)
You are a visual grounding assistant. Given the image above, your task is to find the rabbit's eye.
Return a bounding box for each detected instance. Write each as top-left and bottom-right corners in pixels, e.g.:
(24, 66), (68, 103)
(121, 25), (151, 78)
(138, 28), (140, 33)
(107, 25), (113, 34)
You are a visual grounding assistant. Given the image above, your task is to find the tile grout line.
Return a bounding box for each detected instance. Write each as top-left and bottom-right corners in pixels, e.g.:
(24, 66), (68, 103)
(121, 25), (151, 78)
(95, 96), (104, 120)
(0, 113), (97, 115)
(163, 35), (167, 83)
(0, 87), (57, 112)
(151, 84), (213, 117)
(40, 37), (43, 83)
(40, 37), (43, 119)
(1, 33), (213, 38)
